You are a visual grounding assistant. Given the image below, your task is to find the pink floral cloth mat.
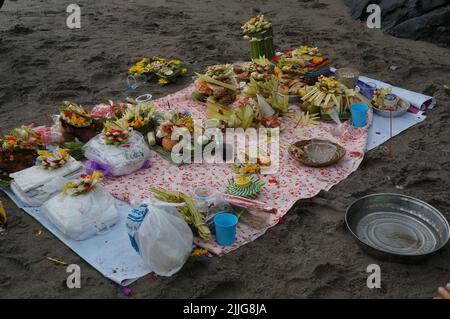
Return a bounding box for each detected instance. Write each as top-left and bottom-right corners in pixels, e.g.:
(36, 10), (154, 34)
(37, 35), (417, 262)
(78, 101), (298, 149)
(103, 84), (371, 256)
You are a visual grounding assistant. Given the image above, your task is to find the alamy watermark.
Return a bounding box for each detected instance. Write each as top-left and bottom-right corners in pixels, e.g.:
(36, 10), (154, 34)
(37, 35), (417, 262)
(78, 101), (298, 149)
(66, 4), (81, 29)
(161, 120), (280, 174)
(66, 264), (81, 288)
(366, 4), (381, 29)
(366, 264), (381, 289)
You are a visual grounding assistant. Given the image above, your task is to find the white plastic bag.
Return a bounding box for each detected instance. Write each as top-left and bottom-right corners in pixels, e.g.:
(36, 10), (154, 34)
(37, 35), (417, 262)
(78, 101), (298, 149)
(83, 131), (150, 176)
(126, 201), (193, 277)
(42, 186), (119, 240)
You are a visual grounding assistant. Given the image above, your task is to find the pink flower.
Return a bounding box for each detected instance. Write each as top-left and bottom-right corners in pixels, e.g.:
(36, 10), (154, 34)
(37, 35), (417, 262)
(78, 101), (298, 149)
(122, 287), (132, 296)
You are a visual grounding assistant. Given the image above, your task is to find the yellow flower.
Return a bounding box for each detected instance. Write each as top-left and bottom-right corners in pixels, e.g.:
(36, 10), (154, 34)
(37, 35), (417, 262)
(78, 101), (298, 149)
(158, 78), (169, 85)
(59, 148), (69, 159)
(130, 116), (145, 127)
(63, 182), (73, 196)
(326, 78), (335, 86)
(170, 59), (181, 65)
(191, 248), (209, 256)
(181, 68), (187, 74)
(129, 65), (142, 75)
(243, 165), (259, 174)
(37, 150), (50, 158)
(92, 171), (103, 179)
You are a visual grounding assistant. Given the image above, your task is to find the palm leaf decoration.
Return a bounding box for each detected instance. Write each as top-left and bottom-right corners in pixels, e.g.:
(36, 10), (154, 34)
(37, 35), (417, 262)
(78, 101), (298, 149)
(149, 187), (211, 241)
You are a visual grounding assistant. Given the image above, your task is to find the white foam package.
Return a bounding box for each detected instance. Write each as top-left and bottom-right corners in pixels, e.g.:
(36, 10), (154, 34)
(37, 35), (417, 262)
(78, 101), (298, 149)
(42, 186), (119, 241)
(9, 157), (82, 206)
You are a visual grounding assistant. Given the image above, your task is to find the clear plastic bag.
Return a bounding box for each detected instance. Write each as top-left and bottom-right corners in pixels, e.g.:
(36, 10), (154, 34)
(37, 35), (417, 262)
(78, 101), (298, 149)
(42, 186), (119, 240)
(32, 116), (64, 145)
(83, 131), (150, 176)
(127, 201), (193, 277)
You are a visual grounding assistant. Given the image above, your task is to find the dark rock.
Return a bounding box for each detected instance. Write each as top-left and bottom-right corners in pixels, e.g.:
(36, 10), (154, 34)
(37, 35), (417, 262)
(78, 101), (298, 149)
(391, 5), (450, 43)
(344, 0), (450, 48)
(344, 0), (374, 19)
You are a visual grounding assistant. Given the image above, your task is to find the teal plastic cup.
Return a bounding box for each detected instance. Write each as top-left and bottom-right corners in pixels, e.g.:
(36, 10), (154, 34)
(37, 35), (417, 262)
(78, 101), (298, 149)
(214, 213), (238, 246)
(351, 103), (369, 128)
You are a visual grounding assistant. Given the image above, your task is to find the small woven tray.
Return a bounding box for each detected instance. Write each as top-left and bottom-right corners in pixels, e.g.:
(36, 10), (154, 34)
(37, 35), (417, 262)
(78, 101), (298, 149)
(288, 139), (346, 167)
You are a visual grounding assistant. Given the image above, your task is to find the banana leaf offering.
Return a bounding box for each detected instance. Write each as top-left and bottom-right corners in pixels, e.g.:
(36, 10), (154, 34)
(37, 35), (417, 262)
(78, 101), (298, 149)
(275, 45), (330, 75)
(206, 93), (286, 130)
(243, 76), (289, 116)
(193, 64), (237, 105)
(241, 15), (274, 60)
(128, 56), (187, 86)
(233, 57), (274, 83)
(242, 76), (279, 99)
(301, 75), (369, 120)
(206, 97), (257, 130)
(274, 45), (332, 89)
(149, 187), (211, 241)
(120, 103), (156, 135)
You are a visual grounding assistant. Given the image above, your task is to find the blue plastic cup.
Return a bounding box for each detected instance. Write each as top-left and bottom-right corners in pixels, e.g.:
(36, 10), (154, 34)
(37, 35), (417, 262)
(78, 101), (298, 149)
(351, 103), (369, 128)
(214, 213), (238, 246)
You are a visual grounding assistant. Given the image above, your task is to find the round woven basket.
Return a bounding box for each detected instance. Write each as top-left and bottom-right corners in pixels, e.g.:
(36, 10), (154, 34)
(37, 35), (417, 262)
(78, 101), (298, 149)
(288, 139), (346, 168)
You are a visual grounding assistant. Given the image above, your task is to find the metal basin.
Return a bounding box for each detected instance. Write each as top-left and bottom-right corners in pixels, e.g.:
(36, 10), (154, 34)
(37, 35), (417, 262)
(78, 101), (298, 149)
(345, 193), (450, 261)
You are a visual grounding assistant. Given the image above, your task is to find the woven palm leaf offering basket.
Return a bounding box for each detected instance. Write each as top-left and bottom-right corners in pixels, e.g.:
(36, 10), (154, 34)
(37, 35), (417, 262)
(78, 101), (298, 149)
(192, 64), (238, 105)
(204, 69), (288, 134)
(274, 45), (332, 102)
(301, 75), (370, 121)
(241, 15), (275, 60)
(0, 126), (43, 174)
(288, 139), (346, 168)
(59, 101), (102, 143)
(233, 57), (274, 83)
(371, 87), (410, 118)
(101, 120), (132, 146)
(151, 110), (205, 165)
(227, 174), (265, 199)
(120, 102), (156, 136)
(128, 56), (187, 86)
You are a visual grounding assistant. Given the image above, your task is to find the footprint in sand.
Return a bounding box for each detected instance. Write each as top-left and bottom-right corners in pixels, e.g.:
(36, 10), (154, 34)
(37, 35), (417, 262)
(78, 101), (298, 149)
(203, 280), (245, 299)
(311, 2), (329, 9)
(0, 274), (12, 288)
(8, 24), (33, 35)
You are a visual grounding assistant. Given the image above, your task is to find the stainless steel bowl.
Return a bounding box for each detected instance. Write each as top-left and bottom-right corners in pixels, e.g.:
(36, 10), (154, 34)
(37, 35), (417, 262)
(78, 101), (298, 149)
(345, 193), (450, 261)
(372, 99), (410, 118)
